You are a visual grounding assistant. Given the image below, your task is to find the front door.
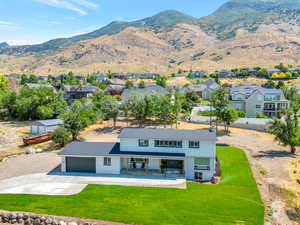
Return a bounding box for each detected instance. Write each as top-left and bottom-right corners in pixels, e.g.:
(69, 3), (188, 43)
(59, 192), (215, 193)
(194, 172), (203, 181)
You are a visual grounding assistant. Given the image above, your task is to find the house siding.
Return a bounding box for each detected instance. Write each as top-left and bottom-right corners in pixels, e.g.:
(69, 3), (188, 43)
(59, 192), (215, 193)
(120, 138), (215, 158)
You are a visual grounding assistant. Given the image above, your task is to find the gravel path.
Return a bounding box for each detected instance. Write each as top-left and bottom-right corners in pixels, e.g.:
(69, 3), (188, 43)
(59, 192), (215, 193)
(0, 153), (60, 180)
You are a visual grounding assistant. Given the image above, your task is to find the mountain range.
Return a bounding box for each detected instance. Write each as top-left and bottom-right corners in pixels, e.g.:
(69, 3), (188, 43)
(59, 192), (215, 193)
(2, 0), (300, 75)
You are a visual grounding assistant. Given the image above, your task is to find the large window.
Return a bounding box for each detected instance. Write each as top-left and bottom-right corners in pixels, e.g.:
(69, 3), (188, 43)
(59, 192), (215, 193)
(104, 157), (111, 166)
(154, 140), (182, 148)
(138, 139), (149, 147)
(189, 141), (200, 149)
(194, 158), (210, 170)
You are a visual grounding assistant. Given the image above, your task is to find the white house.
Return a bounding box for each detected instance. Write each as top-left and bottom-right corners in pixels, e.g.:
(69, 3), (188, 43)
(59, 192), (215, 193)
(59, 128), (217, 181)
(31, 119), (63, 134)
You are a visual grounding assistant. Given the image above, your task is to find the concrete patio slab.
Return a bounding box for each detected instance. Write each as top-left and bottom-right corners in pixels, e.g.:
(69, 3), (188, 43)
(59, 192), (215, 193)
(0, 173), (186, 196)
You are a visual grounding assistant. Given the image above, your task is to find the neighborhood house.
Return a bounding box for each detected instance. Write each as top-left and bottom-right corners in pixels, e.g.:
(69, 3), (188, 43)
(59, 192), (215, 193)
(59, 128), (217, 181)
(185, 79), (220, 100)
(229, 83), (289, 118)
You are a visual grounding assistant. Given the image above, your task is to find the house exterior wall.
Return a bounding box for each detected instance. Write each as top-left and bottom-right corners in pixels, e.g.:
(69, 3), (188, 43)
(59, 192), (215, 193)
(245, 92), (264, 117)
(120, 138), (215, 158)
(185, 157), (215, 181)
(61, 133), (216, 181)
(96, 156), (120, 174)
(120, 137), (216, 181)
(61, 155), (120, 175)
(230, 101), (245, 112)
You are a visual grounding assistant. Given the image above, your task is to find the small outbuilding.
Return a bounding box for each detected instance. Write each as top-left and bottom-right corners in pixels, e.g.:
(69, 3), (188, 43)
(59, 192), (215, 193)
(31, 119), (64, 134)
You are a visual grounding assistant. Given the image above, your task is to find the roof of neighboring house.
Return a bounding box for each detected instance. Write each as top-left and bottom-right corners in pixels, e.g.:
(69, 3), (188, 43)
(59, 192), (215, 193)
(25, 83), (53, 89)
(63, 85), (99, 93)
(202, 79), (219, 88)
(258, 88), (282, 95)
(186, 84), (206, 92)
(33, 119), (63, 126)
(230, 83), (285, 101)
(118, 128), (216, 141)
(121, 85), (168, 100)
(59, 142), (185, 157)
(107, 79), (126, 86)
(266, 68), (281, 73)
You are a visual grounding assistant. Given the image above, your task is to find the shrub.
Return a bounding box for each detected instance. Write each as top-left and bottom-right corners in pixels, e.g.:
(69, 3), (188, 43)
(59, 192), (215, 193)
(52, 127), (72, 147)
(256, 113), (268, 119)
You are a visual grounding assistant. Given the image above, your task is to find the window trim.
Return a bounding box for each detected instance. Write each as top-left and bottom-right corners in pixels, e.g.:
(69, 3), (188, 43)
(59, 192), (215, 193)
(154, 140), (183, 148)
(138, 139), (149, 147)
(189, 141), (200, 149)
(194, 158), (210, 171)
(104, 157), (111, 166)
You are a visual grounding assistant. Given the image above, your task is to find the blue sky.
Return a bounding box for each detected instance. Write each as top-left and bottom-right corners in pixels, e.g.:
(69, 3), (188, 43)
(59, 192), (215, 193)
(0, 0), (228, 46)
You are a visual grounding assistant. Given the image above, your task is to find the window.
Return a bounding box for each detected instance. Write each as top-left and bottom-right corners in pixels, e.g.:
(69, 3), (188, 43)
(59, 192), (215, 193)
(194, 172), (203, 181)
(104, 157), (111, 166)
(189, 141), (200, 148)
(194, 158), (210, 170)
(138, 139), (149, 147)
(256, 105), (261, 109)
(154, 140), (182, 148)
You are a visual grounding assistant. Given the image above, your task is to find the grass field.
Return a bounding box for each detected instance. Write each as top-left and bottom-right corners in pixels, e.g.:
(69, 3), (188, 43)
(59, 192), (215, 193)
(0, 146), (264, 225)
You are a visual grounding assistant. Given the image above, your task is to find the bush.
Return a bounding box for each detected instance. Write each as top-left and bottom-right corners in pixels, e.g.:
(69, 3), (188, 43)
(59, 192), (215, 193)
(237, 111), (246, 118)
(256, 113), (268, 119)
(200, 110), (216, 116)
(52, 127), (72, 147)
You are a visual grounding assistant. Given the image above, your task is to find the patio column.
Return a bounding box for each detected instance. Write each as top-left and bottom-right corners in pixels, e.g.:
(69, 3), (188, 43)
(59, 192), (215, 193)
(146, 159), (149, 173)
(126, 158), (129, 172)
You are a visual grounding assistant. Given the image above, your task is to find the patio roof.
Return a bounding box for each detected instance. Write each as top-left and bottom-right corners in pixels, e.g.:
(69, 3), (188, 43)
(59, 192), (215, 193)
(59, 142), (186, 158)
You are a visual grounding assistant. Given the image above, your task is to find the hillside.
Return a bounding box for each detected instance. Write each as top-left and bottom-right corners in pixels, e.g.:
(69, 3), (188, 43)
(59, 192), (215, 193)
(2, 0), (300, 74)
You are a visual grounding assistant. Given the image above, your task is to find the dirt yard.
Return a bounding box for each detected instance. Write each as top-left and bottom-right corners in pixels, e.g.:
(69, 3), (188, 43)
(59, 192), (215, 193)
(0, 119), (299, 225)
(0, 121), (59, 161)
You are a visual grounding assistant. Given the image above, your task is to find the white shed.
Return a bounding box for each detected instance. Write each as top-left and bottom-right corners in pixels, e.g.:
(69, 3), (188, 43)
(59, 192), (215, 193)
(31, 119), (64, 134)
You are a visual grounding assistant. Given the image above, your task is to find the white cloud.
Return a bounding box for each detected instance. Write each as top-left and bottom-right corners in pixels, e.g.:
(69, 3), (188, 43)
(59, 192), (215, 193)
(0, 21), (20, 31)
(0, 21), (13, 26)
(48, 21), (63, 25)
(35, 0), (99, 15)
(69, 0), (99, 8)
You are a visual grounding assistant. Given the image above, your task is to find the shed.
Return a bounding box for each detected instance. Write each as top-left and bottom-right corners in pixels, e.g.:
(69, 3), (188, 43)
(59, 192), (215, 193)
(31, 119), (64, 134)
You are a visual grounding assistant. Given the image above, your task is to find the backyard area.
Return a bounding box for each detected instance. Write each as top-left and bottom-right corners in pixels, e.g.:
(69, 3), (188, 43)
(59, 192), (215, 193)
(0, 146), (264, 225)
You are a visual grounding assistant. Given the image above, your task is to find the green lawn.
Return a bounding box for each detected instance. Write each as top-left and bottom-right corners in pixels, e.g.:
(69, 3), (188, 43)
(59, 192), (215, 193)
(0, 146), (264, 225)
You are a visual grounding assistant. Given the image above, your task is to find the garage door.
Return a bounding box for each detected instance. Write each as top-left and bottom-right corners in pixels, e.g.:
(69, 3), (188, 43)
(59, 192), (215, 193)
(66, 157), (96, 173)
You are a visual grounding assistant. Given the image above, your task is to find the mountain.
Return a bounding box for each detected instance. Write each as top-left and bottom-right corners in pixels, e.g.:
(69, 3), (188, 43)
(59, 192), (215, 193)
(2, 0), (300, 74)
(0, 42), (9, 48)
(200, 0), (300, 39)
(0, 10), (197, 55)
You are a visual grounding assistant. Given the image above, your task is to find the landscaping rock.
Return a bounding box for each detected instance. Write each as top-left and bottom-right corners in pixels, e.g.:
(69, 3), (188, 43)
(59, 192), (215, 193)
(26, 148), (36, 154)
(68, 222), (77, 225)
(36, 148), (43, 153)
(58, 220), (67, 225)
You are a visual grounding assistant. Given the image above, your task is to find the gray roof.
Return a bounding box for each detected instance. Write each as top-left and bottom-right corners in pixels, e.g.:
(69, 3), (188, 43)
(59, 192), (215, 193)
(33, 119), (63, 126)
(63, 85), (99, 93)
(59, 142), (185, 157)
(59, 142), (117, 156)
(121, 85), (168, 100)
(25, 83), (53, 89)
(118, 128), (216, 141)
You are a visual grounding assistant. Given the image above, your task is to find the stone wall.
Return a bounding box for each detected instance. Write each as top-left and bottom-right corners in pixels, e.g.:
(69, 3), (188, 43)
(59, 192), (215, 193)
(0, 210), (130, 225)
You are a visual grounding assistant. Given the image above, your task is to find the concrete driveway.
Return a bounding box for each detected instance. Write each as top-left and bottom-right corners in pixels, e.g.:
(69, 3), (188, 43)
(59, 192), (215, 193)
(0, 173), (186, 195)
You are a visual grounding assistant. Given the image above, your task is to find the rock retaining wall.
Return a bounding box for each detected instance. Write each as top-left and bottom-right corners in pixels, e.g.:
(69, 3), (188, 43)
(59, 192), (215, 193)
(0, 210), (129, 225)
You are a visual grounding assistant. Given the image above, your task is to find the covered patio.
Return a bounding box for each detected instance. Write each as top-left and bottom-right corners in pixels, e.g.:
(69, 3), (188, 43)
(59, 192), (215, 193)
(121, 157), (185, 178)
